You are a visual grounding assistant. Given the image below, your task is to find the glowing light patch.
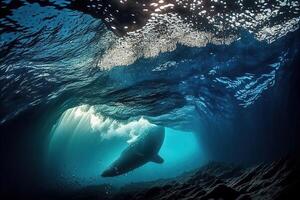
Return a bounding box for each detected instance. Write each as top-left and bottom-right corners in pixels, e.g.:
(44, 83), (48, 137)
(50, 105), (157, 143)
(46, 107), (204, 186)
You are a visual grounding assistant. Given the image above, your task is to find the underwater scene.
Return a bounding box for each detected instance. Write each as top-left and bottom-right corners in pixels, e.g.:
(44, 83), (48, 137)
(0, 0), (300, 199)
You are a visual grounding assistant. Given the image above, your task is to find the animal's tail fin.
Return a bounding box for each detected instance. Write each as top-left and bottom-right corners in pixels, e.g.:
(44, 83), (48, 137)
(151, 154), (164, 164)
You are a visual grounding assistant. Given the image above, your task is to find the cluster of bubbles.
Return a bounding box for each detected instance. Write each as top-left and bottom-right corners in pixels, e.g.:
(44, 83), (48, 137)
(95, 0), (299, 68)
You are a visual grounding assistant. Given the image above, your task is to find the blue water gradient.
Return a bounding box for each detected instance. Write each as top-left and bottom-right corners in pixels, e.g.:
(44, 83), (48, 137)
(0, 1), (299, 193)
(47, 106), (203, 187)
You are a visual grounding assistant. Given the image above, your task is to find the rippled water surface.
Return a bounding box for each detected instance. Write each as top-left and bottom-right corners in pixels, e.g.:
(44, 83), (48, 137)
(1, 0), (299, 125)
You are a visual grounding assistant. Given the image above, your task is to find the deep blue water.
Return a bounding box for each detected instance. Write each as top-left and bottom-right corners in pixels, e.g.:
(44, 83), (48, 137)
(47, 108), (203, 187)
(0, 0), (300, 195)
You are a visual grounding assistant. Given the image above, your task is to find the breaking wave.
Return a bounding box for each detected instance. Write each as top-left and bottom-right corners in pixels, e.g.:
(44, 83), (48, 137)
(0, 0), (299, 130)
(0, 0), (300, 190)
(50, 105), (156, 144)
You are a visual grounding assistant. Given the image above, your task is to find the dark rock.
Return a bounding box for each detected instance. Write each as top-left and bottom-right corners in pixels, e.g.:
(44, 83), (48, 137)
(236, 194), (252, 200)
(200, 183), (240, 200)
(144, 186), (162, 198)
(54, 158), (299, 200)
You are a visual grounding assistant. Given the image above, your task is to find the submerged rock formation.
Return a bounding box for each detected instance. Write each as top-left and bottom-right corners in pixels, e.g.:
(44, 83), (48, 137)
(55, 158), (299, 200)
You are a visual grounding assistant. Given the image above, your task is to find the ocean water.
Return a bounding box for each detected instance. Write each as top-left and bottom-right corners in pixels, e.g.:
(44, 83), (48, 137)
(0, 0), (300, 195)
(47, 105), (203, 187)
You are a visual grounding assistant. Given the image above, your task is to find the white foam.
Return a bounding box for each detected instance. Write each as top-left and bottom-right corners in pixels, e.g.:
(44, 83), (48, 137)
(96, 1), (299, 69)
(98, 13), (236, 69)
(52, 105), (156, 143)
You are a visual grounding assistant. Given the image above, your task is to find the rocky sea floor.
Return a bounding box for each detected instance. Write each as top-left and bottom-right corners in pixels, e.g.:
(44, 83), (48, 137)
(47, 158), (299, 200)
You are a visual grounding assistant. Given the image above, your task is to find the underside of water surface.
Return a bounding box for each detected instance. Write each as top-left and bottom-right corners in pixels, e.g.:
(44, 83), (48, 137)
(0, 0), (300, 199)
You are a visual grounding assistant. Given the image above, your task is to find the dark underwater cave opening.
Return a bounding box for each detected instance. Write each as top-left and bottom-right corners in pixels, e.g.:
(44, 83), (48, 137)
(0, 28), (299, 198)
(0, 0), (299, 198)
(1, 51), (299, 198)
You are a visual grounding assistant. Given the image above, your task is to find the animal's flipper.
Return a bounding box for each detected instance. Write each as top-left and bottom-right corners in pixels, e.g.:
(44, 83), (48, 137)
(151, 154), (164, 164)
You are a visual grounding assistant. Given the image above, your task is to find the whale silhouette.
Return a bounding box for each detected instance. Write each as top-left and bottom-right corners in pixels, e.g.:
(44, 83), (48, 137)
(101, 126), (165, 177)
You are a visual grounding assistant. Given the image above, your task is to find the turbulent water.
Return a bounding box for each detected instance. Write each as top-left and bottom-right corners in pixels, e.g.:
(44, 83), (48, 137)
(0, 0), (300, 193)
(0, 0), (299, 127)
